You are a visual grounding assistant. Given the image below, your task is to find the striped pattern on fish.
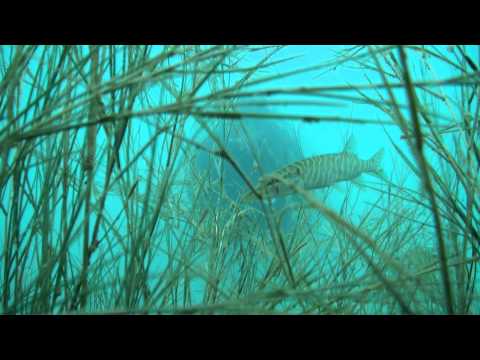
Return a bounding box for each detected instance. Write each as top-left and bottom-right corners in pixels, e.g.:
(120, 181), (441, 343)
(241, 145), (384, 202)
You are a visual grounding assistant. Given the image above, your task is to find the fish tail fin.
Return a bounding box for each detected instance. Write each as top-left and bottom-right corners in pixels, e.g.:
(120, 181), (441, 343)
(368, 148), (385, 178)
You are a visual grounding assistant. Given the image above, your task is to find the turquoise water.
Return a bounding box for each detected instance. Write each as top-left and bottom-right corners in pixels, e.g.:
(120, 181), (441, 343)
(0, 45), (478, 314)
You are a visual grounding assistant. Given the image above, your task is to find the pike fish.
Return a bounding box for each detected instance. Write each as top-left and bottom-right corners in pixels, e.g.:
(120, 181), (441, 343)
(241, 137), (384, 202)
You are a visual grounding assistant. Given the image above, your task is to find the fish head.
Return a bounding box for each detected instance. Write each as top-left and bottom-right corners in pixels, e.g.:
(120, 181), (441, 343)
(258, 176), (286, 198)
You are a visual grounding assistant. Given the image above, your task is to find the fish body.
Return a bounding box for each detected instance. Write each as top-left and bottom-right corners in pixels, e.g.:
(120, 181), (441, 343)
(241, 143), (384, 202)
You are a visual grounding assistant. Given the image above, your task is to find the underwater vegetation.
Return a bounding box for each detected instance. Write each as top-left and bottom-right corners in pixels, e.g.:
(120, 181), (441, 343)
(0, 45), (479, 314)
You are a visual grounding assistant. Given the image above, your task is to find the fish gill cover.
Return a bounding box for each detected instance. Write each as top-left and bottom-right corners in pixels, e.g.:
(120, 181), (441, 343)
(0, 45), (478, 314)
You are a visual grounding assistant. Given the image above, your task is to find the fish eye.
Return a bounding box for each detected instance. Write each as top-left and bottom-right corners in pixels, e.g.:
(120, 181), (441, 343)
(267, 178), (278, 186)
(267, 183), (280, 195)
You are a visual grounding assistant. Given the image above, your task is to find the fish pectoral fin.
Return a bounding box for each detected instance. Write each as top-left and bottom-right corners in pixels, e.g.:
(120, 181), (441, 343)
(240, 190), (259, 203)
(350, 176), (366, 189)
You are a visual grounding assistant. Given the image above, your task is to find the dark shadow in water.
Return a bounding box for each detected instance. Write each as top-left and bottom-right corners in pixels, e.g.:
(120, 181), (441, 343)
(195, 99), (304, 231)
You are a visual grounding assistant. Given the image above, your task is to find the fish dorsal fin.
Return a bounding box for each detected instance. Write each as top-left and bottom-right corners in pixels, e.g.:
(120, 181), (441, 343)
(342, 135), (356, 154)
